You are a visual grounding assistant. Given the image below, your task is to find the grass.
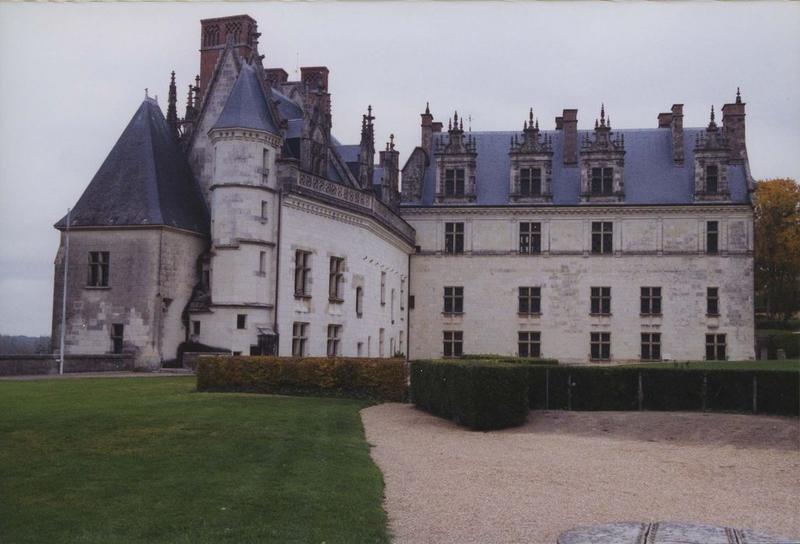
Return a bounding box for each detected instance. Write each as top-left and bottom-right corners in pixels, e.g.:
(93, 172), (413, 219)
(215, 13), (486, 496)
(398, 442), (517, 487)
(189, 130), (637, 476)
(621, 359), (800, 371)
(0, 377), (390, 544)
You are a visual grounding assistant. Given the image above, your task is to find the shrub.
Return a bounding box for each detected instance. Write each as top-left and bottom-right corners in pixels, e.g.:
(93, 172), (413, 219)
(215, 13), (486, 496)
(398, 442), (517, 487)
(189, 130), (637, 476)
(756, 371), (800, 416)
(705, 370), (753, 412)
(409, 360), (528, 430)
(569, 367), (640, 411)
(755, 319), (800, 331)
(641, 369), (705, 411)
(196, 356), (407, 402)
(460, 354), (559, 365)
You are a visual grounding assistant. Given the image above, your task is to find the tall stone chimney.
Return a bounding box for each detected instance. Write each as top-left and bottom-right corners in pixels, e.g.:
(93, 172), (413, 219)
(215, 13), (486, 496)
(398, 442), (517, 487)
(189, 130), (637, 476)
(421, 103), (434, 154)
(670, 104), (684, 165)
(265, 68), (289, 87)
(657, 112), (673, 128)
(199, 15), (258, 102)
(561, 109), (578, 165)
(380, 135), (400, 207)
(722, 88), (746, 163)
(300, 66), (329, 92)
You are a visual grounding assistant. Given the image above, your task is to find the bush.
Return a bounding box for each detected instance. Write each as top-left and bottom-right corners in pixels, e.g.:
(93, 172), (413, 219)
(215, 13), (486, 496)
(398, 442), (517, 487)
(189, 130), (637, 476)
(196, 356), (407, 402)
(460, 354), (559, 365)
(756, 371), (800, 416)
(641, 369), (705, 411)
(410, 360), (528, 430)
(569, 367), (640, 411)
(705, 370), (753, 412)
(756, 319), (800, 331)
(756, 331), (800, 359)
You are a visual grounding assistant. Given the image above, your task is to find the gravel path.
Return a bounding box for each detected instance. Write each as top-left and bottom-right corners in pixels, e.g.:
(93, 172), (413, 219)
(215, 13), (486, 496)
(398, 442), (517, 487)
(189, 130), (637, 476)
(362, 405), (800, 544)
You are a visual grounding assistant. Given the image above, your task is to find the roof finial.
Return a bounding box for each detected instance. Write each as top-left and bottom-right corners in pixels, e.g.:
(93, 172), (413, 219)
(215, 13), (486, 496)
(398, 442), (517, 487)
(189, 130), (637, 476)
(390, 133), (395, 149)
(468, 114), (472, 132)
(459, 116), (463, 131)
(710, 105), (715, 123)
(600, 103), (605, 126)
(736, 87), (742, 104)
(607, 116), (611, 129)
(145, 88), (149, 99)
(535, 118), (539, 130)
(425, 102), (430, 115)
(595, 118), (599, 129)
(449, 117), (452, 130)
(529, 108), (534, 124)
(524, 120), (528, 130)
(454, 110), (459, 125)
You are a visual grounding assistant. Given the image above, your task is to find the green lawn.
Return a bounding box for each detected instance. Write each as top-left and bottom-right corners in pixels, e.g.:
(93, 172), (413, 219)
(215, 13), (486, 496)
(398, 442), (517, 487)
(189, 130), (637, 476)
(620, 359), (800, 371)
(0, 377), (390, 544)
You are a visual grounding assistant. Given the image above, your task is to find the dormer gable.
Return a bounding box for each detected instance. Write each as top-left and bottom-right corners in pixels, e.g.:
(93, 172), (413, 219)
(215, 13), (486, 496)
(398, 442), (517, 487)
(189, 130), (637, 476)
(580, 104), (626, 203)
(508, 109), (553, 203)
(434, 111), (478, 203)
(693, 106), (731, 201)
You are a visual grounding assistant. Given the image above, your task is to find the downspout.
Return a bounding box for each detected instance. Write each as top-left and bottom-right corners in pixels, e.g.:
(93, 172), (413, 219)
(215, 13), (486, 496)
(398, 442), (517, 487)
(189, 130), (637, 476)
(273, 186), (283, 355)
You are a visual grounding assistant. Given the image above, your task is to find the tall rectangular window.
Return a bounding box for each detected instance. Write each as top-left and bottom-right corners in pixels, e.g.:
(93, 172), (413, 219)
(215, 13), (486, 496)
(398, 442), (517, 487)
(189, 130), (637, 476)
(706, 165), (718, 194)
(518, 331), (541, 358)
(444, 168), (465, 196)
(292, 322), (308, 357)
(640, 287), (662, 315)
(380, 272), (386, 305)
(329, 257), (344, 301)
(327, 324), (342, 356)
(706, 221), (719, 254)
(355, 286), (363, 317)
(262, 148), (270, 183)
(518, 287), (541, 315)
(294, 250), (311, 296)
(443, 286), (464, 314)
(258, 251), (266, 274)
(641, 333), (661, 361)
(111, 324), (124, 354)
(261, 200), (268, 220)
(444, 222), (464, 254)
(391, 289), (396, 323)
(237, 314), (247, 330)
(443, 331), (463, 357)
(519, 222), (542, 255)
(400, 278), (405, 311)
(590, 332), (611, 361)
(705, 333), (726, 361)
(591, 222), (613, 254)
(590, 287), (611, 315)
(707, 287), (719, 316)
(520, 168), (542, 196)
(192, 320), (201, 336)
(591, 167), (614, 195)
(88, 251), (110, 287)
(379, 328), (385, 357)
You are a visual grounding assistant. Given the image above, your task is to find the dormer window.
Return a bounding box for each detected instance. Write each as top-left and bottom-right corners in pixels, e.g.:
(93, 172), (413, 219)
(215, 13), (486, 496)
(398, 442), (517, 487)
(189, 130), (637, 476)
(445, 168), (465, 197)
(706, 165), (718, 194)
(520, 168), (542, 197)
(591, 167), (614, 196)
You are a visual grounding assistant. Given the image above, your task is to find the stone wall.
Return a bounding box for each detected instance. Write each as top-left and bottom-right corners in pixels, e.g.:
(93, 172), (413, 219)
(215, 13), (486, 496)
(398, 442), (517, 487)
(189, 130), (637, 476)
(0, 354), (134, 376)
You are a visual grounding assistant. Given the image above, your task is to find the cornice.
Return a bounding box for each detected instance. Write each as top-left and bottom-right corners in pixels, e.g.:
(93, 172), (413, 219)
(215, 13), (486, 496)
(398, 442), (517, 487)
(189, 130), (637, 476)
(400, 203), (753, 218)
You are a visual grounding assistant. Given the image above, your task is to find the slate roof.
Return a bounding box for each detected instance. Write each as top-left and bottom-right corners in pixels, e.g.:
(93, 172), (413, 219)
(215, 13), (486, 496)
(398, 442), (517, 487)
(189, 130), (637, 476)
(271, 88), (303, 120)
(214, 63), (279, 133)
(55, 98), (209, 233)
(406, 128), (750, 206)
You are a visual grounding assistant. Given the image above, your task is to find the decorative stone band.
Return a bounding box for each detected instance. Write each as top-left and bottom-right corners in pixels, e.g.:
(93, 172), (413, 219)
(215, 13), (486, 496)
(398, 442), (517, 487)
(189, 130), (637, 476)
(557, 522), (793, 544)
(289, 172), (415, 244)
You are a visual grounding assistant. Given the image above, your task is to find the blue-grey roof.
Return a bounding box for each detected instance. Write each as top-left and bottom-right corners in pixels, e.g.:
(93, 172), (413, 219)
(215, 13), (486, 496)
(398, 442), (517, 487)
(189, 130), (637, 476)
(55, 98), (209, 233)
(271, 88), (303, 120)
(408, 128), (750, 206)
(214, 63), (279, 133)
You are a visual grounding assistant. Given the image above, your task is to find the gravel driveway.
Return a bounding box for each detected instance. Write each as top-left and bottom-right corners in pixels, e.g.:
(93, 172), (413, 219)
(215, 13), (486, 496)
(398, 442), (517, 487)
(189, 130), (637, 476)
(361, 405), (800, 544)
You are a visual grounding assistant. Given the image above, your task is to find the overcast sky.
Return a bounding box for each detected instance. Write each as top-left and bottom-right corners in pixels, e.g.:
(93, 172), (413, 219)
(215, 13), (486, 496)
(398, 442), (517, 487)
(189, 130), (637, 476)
(0, 2), (798, 336)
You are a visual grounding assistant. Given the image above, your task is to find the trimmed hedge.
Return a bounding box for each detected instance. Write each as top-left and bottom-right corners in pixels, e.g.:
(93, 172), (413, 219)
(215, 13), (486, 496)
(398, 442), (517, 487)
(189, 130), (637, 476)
(460, 354), (559, 366)
(196, 356), (407, 402)
(410, 360), (529, 430)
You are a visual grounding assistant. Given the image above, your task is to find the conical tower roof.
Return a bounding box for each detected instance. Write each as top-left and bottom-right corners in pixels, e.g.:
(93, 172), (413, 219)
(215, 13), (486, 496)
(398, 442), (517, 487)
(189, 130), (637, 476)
(55, 98), (209, 233)
(213, 62), (279, 133)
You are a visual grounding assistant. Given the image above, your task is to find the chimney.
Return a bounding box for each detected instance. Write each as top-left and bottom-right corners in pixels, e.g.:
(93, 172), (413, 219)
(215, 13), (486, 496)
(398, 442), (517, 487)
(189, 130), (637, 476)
(722, 88), (746, 163)
(300, 66), (330, 92)
(555, 116), (564, 130)
(380, 135), (400, 206)
(420, 102), (434, 153)
(670, 104), (684, 165)
(658, 112), (673, 128)
(562, 109), (578, 165)
(199, 15), (258, 102)
(265, 68), (288, 87)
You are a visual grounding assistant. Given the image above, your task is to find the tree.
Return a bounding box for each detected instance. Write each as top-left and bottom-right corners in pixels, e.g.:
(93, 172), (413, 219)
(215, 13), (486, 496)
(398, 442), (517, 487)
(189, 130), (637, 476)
(754, 178), (800, 321)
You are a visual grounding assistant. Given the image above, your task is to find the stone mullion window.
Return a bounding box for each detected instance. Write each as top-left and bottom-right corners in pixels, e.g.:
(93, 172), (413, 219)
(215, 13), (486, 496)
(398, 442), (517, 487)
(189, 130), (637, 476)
(706, 287), (719, 316)
(355, 287), (363, 317)
(518, 287), (541, 315)
(519, 222), (542, 255)
(518, 331), (541, 358)
(590, 332), (611, 361)
(88, 251), (110, 287)
(292, 322), (308, 356)
(706, 221), (719, 254)
(705, 333), (726, 361)
(640, 287), (662, 315)
(591, 167), (614, 196)
(443, 286), (464, 314)
(444, 168), (466, 197)
(591, 287), (611, 315)
(591, 222), (613, 255)
(328, 257), (344, 302)
(326, 324), (342, 356)
(294, 250), (311, 297)
(110, 324), (124, 354)
(519, 168), (542, 197)
(641, 333), (661, 361)
(444, 222), (464, 254)
(443, 331), (463, 357)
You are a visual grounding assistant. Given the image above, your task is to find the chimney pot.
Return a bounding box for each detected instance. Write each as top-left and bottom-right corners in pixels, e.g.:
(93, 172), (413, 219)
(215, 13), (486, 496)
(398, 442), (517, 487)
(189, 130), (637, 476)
(561, 109), (578, 165)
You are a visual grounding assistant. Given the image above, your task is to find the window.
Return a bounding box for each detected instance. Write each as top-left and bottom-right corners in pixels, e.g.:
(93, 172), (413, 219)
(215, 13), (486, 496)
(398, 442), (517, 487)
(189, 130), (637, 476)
(706, 221), (719, 254)
(258, 251), (266, 275)
(294, 250), (311, 296)
(262, 148), (270, 182)
(640, 287), (662, 315)
(329, 257), (344, 301)
(237, 314), (247, 329)
(706, 165), (718, 194)
(111, 324), (124, 354)
(590, 332), (611, 361)
(444, 168), (465, 196)
(357, 342), (363, 357)
(380, 272), (386, 305)
(88, 251), (110, 287)
(192, 320), (201, 336)
(518, 287), (541, 315)
(379, 328), (385, 357)
(591, 222), (613, 255)
(444, 222), (464, 254)
(518, 331), (541, 358)
(261, 200), (268, 220)
(520, 168), (542, 196)
(391, 289), (396, 323)
(355, 286), (363, 317)
(591, 167), (614, 195)
(519, 222), (542, 255)
(399, 331), (404, 354)
(400, 278), (405, 311)
(327, 324), (341, 356)
(641, 333), (661, 361)
(707, 287), (719, 316)
(443, 331), (463, 357)
(292, 322), (308, 356)
(590, 287), (611, 315)
(705, 333), (726, 361)
(443, 286), (464, 314)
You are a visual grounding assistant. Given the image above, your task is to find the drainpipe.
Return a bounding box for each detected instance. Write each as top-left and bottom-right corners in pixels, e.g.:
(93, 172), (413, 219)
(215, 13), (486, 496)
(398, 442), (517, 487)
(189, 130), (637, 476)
(59, 208), (71, 375)
(273, 188), (282, 355)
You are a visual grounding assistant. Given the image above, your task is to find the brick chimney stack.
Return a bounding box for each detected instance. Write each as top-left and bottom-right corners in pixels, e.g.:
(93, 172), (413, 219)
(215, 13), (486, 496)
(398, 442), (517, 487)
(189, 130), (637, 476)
(300, 67), (329, 92)
(670, 104), (684, 165)
(199, 15), (258, 102)
(265, 68), (289, 87)
(658, 112), (673, 128)
(722, 88), (746, 163)
(420, 102), (434, 154)
(561, 109), (578, 165)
